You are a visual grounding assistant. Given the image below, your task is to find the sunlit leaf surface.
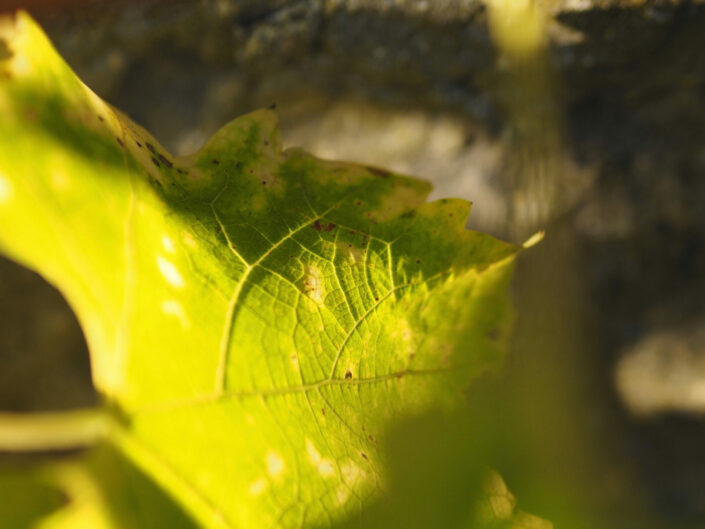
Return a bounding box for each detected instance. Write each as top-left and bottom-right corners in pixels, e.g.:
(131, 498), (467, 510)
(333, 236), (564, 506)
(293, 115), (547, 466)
(0, 12), (533, 529)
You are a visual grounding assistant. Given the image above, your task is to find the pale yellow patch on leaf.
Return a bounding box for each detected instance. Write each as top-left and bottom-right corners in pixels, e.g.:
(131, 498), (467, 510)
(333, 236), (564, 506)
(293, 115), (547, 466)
(157, 256), (184, 288)
(0, 172), (12, 203)
(266, 452), (284, 478)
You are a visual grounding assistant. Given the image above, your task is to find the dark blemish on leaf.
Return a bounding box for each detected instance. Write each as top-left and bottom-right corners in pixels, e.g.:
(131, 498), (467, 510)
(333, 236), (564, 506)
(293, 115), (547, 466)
(449, 213), (454, 218)
(146, 142), (157, 154)
(486, 328), (501, 341)
(0, 39), (14, 61)
(151, 156), (161, 167)
(395, 372), (404, 379)
(311, 220), (336, 232)
(361, 452), (368, 460)
(261, 180), (267, 185)
(116, 137), (125, 147)
(401, 210), (416, 219)
(344, 370), (352, 379)
(248, 169), (254, 174)
(368, 435), (376, 443)
(135, 140), (142, 148)
(355, 200), (362, 206)
(158, 154), (173, 168)
(177, 168), (186, 174)
(235, 162), (241, 169)
(321, 408), (326, 416)
(264, 140), (269, 146)
(268, 102), (277, 110)
(415, 259), (421, 264)
(367, 166), (391, 178)
(98, 116), (104, 122)
(216, 226), (222, 234)
(23, 107), (38, 121)
(212, 158), (219, 165)
(362, 426), (366, 432)
(409, 352), (415, 360)
(374, 297), (379, 301)
(347, 244), (352, 248)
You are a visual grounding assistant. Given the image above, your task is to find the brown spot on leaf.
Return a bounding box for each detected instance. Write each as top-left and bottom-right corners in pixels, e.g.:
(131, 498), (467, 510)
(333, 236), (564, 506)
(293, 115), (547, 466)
(486, 327), (502, 341)
(116, 137), (124, 147)
(22, 107), (38, 121)
(312, 220), (336, 232)
(361, 452), (368, 460)
(158, 154), (173, 168)
(146, 142), (156, 154)
(150, 156), (160, 167)
(368, 435), (376, 443)
(321, 408), (326, 416)
(366, 166), (391, 178)
(98, 115), (104, 122)
(135, 140), (142, 148)
(0, 39), (14, 61)
(268, 102), (277, 110)
(212, 158), (219, 165)
(344, 370), (352, 379)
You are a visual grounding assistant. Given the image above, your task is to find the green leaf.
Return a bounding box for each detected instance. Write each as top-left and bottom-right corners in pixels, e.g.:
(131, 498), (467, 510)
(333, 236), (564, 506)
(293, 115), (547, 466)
(0, 467), (66, 529)
(0, 445), (198, 529)
(0, 11), (526, 529)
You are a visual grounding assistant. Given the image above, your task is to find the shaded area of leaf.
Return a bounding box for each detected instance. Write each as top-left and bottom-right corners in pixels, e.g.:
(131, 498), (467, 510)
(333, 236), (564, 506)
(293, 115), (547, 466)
(325, 402), (552, 529)
(0, 444), (198, 529)
(0, 467), (66, 529)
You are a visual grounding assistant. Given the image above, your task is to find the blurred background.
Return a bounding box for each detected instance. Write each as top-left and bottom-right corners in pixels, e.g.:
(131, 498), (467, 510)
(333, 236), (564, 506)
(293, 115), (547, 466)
(1, 0), (705, 527)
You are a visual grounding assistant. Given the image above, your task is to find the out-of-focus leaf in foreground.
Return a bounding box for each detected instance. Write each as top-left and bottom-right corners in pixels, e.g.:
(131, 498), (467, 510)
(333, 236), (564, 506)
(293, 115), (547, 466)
(0, 446), (197, 529)
(0, 11), (539, 529)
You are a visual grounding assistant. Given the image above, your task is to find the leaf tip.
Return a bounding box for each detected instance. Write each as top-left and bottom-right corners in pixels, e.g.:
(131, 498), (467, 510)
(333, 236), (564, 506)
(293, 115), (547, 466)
(522, 230), (545, 249)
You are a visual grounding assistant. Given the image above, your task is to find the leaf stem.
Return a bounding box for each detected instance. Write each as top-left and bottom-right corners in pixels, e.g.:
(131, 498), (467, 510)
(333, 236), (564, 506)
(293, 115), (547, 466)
(0, 407), (111, 452)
